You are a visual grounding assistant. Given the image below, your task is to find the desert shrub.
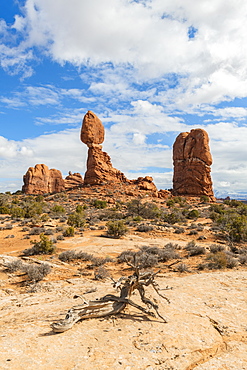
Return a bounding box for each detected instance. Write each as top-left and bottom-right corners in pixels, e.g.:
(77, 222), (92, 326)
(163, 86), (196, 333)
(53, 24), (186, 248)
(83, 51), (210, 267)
(117, 244), (180, 268)
(188, 229), (198, 235)
(41, 213), (50, 222)
(162, 209), (186, 224)
(92, 199), (107, 209)
(239, 254), (247, 265)
(0, 206), (10, 214)
(51, 204), (65, 214)
(59, 216), (67, 222)
(22, 226), (30, 232)
(185, 241), (206, 256)
(94, 266), (109, 280)
(67, 212), (85, 228)
(23, 234), (56, 255)
(177, 263), (189, 272)
(127, 199), (160, 219)
(58, 250), (77, 262)
(76, 251), (95, 261)
(4, 224), (13, 230)
(10, 207), (25, 219)
(166, 199), (175, 208)
(29, 227), (45, 235)
(63, 226), (75, 237)
(90, 256), (113, 267)
(22, 201), (44, 218)
(106, 220), (128, 238)
(206, 252), (228, 269)
(44, 229), (54, 235)
(187, 209), (200, 219)
(23, 263), (51, 282)
(136, 224), (154, 232)
(200, 195), (209, 203)
(75, 204), (87, 213)
(5, 234), (15, 239)
(174, 227), (185, 234)
(210, 203), (226, 215)
(204, 251), (238, 270)
(57, 234), (65, 241)
(216, 212), (247, 242)
(35, 195), (44, 202)
(209, 244), (225, 253)
(117, 250), (136, 263)
(6, 259), (24, 273)
(132, 215), (143, 222)
(55, 226), (64, 232)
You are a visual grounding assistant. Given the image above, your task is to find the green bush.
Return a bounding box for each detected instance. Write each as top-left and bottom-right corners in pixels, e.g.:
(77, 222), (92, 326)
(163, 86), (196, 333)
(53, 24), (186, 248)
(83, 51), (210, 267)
(187, 209), (200, 219)
(10, 207), (25, 219)
(24, 234), (56, 255)
(127, 200), (160, 219)
(92, 199), (107, 209)
(216, 212), (247, 242)
(51, 204), (65, 214)
(106, 220), (128, 238)
(0, 206), (10, 214)
(67, 212), (85, 228)
(200, 195), (209, 203)
(75, 204), (87, 213)
(63, 226), (75, 237)
(162, 210), (185, 224)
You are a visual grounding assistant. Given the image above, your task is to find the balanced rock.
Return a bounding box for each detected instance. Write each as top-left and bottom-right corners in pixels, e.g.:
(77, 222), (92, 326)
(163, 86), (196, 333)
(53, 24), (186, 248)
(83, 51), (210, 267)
(22, 164), (65, 194)
(64, 172), (84, 190)
(173, 129), (214, 199)
(80, 111), (104, 147)
(81, 111), (127, 185)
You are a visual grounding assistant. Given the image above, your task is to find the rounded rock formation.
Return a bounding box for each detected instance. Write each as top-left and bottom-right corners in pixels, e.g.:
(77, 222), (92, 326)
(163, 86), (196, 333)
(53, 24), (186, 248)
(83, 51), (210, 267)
(80, 111), (104, 147)
(173, 129), (214, 199)
(22, 164), (65, 195)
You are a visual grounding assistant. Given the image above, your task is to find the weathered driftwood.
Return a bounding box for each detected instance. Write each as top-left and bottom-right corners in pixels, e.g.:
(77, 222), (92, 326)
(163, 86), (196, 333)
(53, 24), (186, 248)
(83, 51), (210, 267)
(51, 269), (170, 333)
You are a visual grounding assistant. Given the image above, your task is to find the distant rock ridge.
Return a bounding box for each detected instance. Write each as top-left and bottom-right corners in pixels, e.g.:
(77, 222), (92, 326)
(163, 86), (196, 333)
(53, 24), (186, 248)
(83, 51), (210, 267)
(173, 128), (214, 199)
(22, 165), (83, 195)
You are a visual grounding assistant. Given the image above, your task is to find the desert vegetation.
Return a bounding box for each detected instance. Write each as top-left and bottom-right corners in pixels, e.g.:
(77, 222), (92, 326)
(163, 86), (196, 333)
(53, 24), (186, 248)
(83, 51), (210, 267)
(0, 187), (247, 294)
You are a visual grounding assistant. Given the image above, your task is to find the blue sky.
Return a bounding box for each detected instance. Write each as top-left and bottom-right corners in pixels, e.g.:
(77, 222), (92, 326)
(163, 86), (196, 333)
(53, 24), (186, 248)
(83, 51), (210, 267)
(1, 0), (247, 198)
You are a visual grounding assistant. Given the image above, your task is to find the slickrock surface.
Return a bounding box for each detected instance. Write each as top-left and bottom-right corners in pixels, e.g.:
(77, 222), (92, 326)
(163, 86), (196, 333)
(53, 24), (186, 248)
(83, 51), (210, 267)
(22, 164), (65, 195)
(64, 172), (84, 190)
(80, 110), (105, 146)
(0, 270), (246, 370)
(173, 129), (214, 199)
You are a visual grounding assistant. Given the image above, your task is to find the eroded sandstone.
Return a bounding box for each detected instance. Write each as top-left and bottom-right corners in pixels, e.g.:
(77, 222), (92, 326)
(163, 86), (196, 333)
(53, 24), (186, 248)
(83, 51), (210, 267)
(173, 129), (214, 199)
(22, 164), (65, 195)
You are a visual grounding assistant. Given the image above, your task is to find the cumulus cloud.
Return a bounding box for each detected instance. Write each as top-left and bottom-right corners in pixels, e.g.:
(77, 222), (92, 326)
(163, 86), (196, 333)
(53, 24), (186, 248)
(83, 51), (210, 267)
(0, 0), (246, 105)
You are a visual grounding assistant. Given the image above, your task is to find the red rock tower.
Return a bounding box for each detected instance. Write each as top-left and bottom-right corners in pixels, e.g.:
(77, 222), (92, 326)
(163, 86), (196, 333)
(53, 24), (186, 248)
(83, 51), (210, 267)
(173, 129), (214, 199)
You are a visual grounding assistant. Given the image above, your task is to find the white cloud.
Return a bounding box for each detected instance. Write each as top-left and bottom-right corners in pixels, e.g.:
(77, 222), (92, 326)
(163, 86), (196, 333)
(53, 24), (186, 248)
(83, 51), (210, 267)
(1, 0), (247, 106)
